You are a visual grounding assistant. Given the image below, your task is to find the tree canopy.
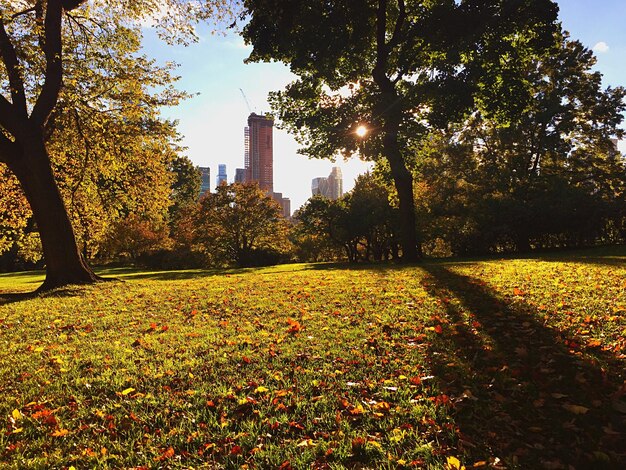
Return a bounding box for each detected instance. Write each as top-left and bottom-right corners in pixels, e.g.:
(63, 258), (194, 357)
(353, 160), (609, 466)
(242, 0), (560, 262)
(0, 0), (236, 289)
(412, 34), (626, 254)
(178, 183), (292, 267)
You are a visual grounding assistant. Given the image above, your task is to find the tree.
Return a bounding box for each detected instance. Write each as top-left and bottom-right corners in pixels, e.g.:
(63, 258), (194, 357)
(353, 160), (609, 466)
(188, 183), (292, 267)
(169, 155), (202, 223)
(0, 0), (235, 290)
(347, 173), (399, 261)
(412, 33), (626, 254)
(295, 196), (357, 261)
(242, 0), (559, 262)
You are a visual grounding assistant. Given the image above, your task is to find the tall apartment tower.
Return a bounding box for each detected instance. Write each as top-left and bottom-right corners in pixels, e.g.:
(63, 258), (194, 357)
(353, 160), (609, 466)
(216, 164), (227, 187)
(244, 113), (274, 193)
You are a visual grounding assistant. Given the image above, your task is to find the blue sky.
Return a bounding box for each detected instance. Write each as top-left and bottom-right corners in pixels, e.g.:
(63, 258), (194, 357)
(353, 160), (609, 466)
(142, 1), (626, 211)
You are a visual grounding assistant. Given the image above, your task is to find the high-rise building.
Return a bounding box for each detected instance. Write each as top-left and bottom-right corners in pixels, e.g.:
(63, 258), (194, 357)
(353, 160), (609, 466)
(243, 112), (292, 217)
(312, 167), (343, 200)
(234, 168), (245, 184)
(312, 177), (330, 197)
(199, 166), (211, 197)
(328, 167), (343, 200)
(217, 164), (227, 187)
(272, 192), (291, 219)
(244, 113), (274, 193)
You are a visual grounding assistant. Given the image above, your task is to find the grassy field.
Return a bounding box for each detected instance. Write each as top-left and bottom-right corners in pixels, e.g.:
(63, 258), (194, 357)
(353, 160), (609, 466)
(0, 249), (625, 469)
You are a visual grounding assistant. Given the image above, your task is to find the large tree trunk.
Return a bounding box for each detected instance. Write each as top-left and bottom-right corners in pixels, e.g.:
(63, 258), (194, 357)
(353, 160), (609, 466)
(383, 125), (420, 262)
(8, 128), (102, 291)
(373, 0), (419, 262)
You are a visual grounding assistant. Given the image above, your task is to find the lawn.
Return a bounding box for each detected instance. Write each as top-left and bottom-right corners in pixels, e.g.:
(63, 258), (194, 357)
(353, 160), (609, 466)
(0, 249), (625, 469)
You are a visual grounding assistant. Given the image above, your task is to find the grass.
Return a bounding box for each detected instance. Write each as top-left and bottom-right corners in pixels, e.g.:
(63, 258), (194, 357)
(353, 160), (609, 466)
(0, 249), (625, 469)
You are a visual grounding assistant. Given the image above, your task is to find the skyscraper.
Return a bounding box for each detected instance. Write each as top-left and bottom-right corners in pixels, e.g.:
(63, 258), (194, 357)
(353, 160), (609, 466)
(217, 164), (227, 187)
(312, 167), (343, 200)
(243, 112), (291, 218)
(328, 167), (343, 200)
(199, 166), (211, 197)
(234, 168), (245, 183)
(312, 177), (330, 197)
(244, 113), (274, 193)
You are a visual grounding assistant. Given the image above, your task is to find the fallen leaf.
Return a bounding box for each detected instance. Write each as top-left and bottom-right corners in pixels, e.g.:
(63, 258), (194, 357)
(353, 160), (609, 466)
(446, 456), (466, 470)
(562, 404), (589, 415)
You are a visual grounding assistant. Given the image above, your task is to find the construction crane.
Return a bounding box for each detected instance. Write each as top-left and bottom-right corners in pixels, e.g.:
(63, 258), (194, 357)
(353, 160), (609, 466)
(239, 88), (255, 114)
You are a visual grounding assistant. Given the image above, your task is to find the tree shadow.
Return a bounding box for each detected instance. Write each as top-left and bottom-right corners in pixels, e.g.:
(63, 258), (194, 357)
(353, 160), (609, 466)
(420, 264), (625, 469)
(0, 292), (38, 306)
(0, 285), (97, 306)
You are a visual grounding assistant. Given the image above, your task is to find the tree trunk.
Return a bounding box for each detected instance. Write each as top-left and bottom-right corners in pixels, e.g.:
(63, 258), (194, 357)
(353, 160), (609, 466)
(8, 128), (102, 291)
(382, 120), (420, 262)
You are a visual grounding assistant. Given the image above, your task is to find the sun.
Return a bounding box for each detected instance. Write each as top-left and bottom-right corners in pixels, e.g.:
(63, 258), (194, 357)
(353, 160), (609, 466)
(355, 125), (368, 138)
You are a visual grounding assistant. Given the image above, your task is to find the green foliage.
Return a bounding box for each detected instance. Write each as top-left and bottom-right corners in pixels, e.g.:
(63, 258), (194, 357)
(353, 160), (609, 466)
(0, 249), (624, 468)
(0, 1), (202, 266)
(169, 155), (202, 222)
(347, 173), (400, 261)
(411, 34), (626, 255)
(0, 0), (238, 286)
(242, 0), (560, 261)
(295, 196), (354, 261)
(296, 173), (400, 262)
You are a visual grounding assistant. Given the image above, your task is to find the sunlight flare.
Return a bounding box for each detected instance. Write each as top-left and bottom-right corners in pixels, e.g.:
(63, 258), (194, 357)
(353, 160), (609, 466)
(355, 125), (368, 138)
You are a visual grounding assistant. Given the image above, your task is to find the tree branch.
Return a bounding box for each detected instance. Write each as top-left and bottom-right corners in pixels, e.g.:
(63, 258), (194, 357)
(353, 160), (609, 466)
(31, 0), (64, 127)
(0, 19), (28, 116)
(375, 0), (388, 71)
(10, 7), (36, 21)
(389, 0), (406, 50)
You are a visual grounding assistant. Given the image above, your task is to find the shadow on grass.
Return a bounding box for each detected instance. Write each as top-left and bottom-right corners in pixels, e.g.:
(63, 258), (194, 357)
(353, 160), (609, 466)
(0, 285), (98, 306)
(420, 264), (625, 469)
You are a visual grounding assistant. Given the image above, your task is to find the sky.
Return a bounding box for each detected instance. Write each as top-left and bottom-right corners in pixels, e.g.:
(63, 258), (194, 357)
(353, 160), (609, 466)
(141, 0), (626, 212)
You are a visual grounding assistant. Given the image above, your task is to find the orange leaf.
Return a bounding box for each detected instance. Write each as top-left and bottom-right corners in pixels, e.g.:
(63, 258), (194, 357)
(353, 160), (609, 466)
(51, 429), (70, 437)
(513, 288), (525, 296)
(372, 401), (391, 413)
(562, 404), (589, 415)
(155, 447), (175, 461)
(286, 318), (302, 334)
